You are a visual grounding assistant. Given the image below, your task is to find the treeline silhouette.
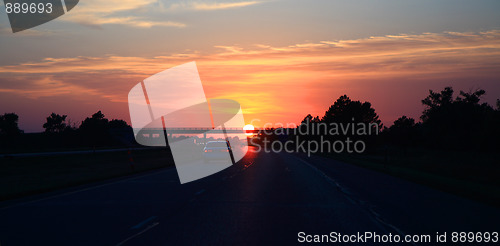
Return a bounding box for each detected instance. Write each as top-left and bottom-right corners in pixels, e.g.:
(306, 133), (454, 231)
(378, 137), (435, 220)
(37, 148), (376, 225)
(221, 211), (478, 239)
(384, 87), (500, 151)
(0, 111), (134, 153)
(1, 86), (499, 153)
(254, 86), (500, 153)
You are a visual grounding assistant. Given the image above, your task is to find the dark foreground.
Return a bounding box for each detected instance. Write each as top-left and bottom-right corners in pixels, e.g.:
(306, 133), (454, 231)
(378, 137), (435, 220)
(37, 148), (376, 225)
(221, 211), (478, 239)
(0, 148), (499, 245)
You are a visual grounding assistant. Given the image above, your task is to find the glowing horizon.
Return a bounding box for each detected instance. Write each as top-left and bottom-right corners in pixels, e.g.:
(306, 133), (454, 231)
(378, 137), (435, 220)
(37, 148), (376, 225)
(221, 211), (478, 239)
(1, 30), (500, 132)
(1, 1), (500, 132)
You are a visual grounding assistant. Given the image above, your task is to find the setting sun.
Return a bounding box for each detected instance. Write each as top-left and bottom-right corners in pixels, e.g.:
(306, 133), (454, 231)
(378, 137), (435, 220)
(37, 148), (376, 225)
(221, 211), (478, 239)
(243, 124), (255, 136)
(243, 124), (254, 131)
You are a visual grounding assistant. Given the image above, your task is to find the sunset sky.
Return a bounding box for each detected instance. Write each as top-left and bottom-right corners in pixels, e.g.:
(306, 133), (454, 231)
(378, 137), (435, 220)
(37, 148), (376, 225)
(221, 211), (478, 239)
(1, 0), (500, 132)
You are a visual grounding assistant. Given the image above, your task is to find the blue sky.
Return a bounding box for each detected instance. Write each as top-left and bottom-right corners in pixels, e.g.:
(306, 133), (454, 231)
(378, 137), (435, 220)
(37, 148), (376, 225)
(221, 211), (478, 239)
(1, 0), (499, 65)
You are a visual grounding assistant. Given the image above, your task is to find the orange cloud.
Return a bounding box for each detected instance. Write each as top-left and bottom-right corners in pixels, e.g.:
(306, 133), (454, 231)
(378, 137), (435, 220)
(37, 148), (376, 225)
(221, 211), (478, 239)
(1, 30), (500, 129)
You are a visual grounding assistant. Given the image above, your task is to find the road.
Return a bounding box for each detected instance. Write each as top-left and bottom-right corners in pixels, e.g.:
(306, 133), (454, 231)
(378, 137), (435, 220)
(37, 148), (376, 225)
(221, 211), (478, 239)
(1, 147), (499, 245)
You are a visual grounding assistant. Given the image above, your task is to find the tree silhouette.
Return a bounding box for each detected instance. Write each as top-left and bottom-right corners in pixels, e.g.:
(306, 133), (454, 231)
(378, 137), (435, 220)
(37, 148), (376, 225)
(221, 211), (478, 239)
(79, 111), (109, 133)
(43, 113), (68, 133)
(0, 113), (22, 136)
(386, 116), (419, 147)
(456, 89), (486, 105)
(77, 111), (133, 146)
(301, 114), (317, 124)
(108, 119), (130, 129)
(391, 116), (415, 129)
(322, 95), (382, 131)
(420, 87), (497, 150)
(295, 95), (382, 152)
(297, 114), (321, 139)
(421, 87), (454, 122)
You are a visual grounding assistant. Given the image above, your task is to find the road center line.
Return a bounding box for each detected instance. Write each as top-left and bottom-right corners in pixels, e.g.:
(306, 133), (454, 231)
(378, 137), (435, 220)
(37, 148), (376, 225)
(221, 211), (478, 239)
(130, 216), (157, 230)
(116, 222), (159, 246)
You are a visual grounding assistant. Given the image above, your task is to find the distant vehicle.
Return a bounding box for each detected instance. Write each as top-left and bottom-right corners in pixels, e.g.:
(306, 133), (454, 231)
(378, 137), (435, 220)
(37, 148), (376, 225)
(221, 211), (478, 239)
(203, 141), (231, 163)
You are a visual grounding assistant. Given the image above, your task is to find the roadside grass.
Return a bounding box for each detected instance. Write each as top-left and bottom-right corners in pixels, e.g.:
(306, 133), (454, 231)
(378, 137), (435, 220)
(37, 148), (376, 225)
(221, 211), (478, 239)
(327, 148), (500, 207)
(0, 148), (175, 202)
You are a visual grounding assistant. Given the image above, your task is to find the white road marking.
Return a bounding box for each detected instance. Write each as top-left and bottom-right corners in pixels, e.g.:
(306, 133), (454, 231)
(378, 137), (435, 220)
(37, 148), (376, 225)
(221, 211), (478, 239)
(130, 216), (157, 230)
(116, 222), (159, 246)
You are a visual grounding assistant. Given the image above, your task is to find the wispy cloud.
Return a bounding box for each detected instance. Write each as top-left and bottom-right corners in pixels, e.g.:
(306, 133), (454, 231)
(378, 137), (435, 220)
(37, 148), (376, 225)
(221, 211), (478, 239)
(61, 0), (186, 28)
(1, 30), (500, 129)
(60, 1), (262, 28)
(165, 1), (261, 11)
(66, 15), (186, 29)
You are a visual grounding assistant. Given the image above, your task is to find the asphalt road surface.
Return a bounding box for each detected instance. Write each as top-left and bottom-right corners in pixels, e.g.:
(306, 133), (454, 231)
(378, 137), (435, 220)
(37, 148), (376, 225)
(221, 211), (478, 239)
(1, 147), (499, 245)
